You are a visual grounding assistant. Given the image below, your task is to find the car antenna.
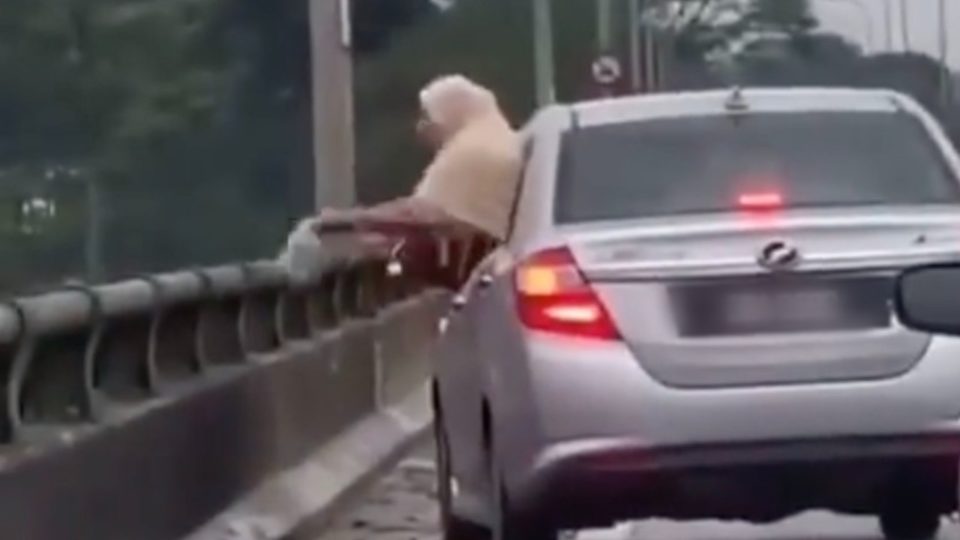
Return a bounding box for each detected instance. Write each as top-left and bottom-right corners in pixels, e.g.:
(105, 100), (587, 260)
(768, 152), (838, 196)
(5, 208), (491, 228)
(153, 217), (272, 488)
(724, 86), (750, 114)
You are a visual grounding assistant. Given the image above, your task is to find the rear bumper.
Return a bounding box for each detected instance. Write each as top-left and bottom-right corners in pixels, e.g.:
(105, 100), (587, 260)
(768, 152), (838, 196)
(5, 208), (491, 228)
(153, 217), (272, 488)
(510, 434), (960, 528)
(519, 334), (960, 448)
(473, 319), (960, 527)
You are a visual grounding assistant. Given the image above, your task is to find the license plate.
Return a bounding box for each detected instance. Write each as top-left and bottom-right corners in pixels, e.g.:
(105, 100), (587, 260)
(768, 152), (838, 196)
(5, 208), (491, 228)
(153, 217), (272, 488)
(723, 287), (842, 332)
(673, 277), (890, 336)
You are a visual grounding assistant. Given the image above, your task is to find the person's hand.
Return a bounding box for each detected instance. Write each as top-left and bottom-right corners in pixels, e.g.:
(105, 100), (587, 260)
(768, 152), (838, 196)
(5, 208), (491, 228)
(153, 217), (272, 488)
(314, 207), (394, 258)
(312, 198), (481, 266)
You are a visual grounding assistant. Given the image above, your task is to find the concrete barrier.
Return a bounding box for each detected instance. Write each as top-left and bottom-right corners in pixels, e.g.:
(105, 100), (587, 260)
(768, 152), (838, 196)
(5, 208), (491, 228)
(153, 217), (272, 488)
(377, 290), (447, 406)
(186, 297), (443, 540)
(0, 244), (451, 539)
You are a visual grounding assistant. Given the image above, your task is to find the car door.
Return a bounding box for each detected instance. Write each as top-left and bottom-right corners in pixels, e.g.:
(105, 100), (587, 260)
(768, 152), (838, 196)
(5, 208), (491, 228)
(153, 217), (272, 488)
(435, 250), (497, 500)
(436, 132), (535, 508)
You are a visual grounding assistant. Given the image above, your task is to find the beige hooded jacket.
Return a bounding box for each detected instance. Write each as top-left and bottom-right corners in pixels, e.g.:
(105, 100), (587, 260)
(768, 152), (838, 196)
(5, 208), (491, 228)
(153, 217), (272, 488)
(412, 75), (524, 241)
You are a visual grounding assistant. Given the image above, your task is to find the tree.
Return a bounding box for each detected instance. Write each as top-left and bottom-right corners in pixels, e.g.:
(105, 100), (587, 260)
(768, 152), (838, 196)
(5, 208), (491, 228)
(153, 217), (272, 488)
(744, 0), (816, 36)
(351, 0), (438, 55)
(0, 0), (315, 292)
(856, 52), (951, 116)
(353, 0), (536, 203)
(667, 0), (815, 59)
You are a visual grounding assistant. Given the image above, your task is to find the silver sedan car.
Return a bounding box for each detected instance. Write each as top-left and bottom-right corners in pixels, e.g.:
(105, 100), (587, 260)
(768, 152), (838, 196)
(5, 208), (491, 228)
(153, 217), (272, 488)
(432, 87), (960, 540)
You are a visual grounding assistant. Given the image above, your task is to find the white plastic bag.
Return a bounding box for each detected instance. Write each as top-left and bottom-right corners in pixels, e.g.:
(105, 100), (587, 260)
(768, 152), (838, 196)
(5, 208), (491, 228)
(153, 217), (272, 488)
(277, 217), (324, 285)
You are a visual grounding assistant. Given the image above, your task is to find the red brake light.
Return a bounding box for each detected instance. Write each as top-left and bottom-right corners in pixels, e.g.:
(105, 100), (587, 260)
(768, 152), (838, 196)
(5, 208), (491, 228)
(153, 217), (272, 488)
(514, 247), (620, 341)
(737, 190), (783, 211)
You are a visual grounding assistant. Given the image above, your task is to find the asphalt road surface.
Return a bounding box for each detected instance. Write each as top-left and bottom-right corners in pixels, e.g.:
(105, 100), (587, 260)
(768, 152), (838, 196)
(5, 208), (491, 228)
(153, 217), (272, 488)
(315, 441), (960, 540)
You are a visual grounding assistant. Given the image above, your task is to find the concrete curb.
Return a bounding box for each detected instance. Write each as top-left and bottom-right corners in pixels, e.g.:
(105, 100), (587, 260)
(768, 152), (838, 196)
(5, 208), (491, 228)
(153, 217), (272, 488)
(184, 385), (433, 540)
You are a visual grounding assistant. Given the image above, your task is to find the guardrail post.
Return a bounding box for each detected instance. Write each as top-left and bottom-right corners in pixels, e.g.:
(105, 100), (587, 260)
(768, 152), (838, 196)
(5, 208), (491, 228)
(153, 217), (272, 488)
(304, 272), (337, 335)
(151, 275), (204, 387)
(139, 275), (166, 395)
(239, 264), (283, 355)
(1, 302), (26, 442)
(91, 282), (155, 414)
(9, 287), (99, 440)
(194, 269), (244, 367)
(278, 285), (311, 344)
(192, 270), (215, 374)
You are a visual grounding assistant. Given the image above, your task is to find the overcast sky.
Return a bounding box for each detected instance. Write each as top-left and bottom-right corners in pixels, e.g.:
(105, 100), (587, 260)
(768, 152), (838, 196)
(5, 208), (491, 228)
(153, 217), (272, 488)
(813, 0), (957, 66)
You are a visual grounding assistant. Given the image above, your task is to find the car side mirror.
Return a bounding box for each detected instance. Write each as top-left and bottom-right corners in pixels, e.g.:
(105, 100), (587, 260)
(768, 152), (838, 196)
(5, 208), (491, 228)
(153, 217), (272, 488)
(895, 263), (960, 336)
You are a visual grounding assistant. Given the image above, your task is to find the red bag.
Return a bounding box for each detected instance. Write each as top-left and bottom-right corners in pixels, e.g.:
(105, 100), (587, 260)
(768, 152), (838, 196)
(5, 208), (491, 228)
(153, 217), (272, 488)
(313, 197), (496, 290)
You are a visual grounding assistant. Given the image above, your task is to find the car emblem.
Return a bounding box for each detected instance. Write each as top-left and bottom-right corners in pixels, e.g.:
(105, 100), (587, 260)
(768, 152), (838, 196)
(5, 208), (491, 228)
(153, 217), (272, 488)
(757, 240), (800, 271)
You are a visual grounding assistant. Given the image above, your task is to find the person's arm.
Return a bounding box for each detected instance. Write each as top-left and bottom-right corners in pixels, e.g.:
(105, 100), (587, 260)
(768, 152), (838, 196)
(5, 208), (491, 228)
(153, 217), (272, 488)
(313, 197), (472, 237)
(296, 197), (491, 290)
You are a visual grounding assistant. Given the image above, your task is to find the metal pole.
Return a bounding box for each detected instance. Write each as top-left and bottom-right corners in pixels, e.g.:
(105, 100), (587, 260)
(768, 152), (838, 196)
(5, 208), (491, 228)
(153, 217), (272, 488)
(644, 20), (656, 92)
(597, 0), (613, 53)
(533, 0), (556, 106)
(938, 0), (950, 108)
(84, 176), (103, 282)
(899, 0), (910, 50)
(67, 2), (104, 282)
(882, 0), (893, 50)
(309, 0), (355, 209)
(629, 0), (642, 92)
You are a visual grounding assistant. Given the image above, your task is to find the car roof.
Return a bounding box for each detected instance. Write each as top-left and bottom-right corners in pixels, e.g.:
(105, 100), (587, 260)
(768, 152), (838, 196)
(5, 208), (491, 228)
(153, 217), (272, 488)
(540, 87), (916, 130)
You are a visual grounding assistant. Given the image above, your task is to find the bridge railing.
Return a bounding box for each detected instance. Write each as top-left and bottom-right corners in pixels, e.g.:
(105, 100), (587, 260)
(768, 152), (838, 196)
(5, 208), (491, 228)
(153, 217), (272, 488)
(0, 232), (487, 540)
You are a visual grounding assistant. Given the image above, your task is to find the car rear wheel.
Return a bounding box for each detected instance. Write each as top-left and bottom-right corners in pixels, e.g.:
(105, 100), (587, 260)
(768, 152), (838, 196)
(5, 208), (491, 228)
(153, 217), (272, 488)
(492, 476), (556, 540)
(878, 459), (952, 540)
(435, 415), (490, 540)
(878, 507), (941, 540)
(489, 441), (556, 540)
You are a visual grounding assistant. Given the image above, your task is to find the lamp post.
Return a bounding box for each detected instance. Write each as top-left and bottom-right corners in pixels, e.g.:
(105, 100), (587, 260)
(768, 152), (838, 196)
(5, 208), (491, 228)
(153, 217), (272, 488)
(532, 0), (556, 106)
(83, 174), (103, 282)
(629, 0), (662, 93)
(629, 0), (642, 91)
(938, 0), (950, 109)
(597, 0), (613, 54)
(899, 0), (910, 50)
(68, 2), (104, 282)
(882, 0), (893, 50)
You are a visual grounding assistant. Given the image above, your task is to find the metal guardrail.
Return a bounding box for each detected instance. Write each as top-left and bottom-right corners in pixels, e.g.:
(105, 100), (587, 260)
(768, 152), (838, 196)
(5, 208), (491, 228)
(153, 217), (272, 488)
(0, 229), (493, 446)
(0, 259), (359, 443)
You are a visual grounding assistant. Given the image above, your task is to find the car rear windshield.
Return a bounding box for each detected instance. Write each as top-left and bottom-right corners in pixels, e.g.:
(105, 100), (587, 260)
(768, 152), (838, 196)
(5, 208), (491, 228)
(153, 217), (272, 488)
(554, 111), (960, 223)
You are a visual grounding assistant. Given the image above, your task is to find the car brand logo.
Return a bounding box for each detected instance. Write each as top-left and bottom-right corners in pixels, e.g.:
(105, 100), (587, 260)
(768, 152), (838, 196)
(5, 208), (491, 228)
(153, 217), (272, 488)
(757, 240), (800, 271)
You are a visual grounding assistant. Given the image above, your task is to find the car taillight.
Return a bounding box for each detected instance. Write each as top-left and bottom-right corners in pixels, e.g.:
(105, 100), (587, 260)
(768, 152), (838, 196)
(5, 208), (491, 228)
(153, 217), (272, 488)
(514, 247), (620, 341)
(737, 190), (783, 211)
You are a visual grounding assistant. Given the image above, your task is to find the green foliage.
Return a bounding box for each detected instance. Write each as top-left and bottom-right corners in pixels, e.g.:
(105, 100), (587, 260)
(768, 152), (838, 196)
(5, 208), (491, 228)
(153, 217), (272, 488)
(354, 0), (539, 203)
(0, 0), (313, 293)
(351, 0), (439, 55)
(745, 0), (816, 35)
